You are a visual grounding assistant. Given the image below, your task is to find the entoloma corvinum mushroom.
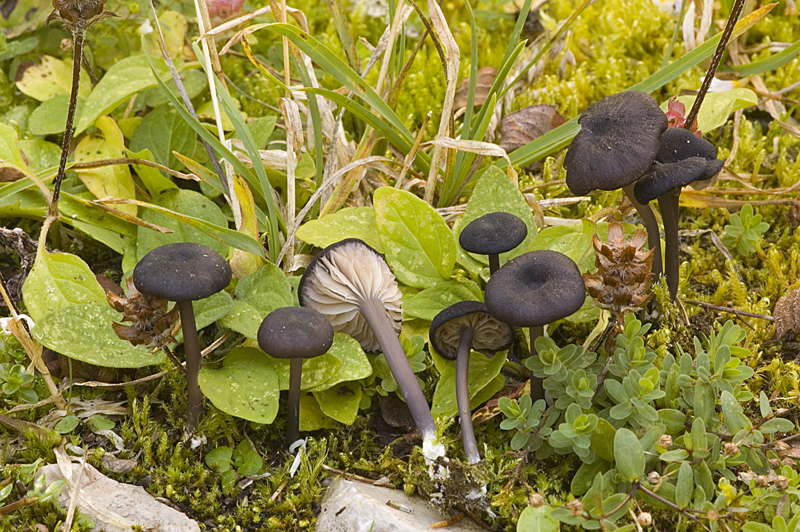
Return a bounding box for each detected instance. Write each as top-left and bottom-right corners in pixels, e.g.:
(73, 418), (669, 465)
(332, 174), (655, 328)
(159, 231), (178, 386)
(298, 238), (443, 459)
(459, 212), (528, 275)
(484, 250), (585, 400)
(133, 243), (232, 433)
(258, 307), (334, 449)
(430, 301), (513, 464)
(564, 90), (667, 279)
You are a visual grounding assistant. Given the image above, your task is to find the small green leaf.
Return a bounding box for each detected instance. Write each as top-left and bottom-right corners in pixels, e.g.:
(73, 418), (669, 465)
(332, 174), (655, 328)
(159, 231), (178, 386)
(432, 350), (507, 417)
(403, 279), (483, 321)
(613, 428), (645, 482)
(198, 347), (280, 424)
(19, 140), (60, 173)
(205, 446), (233, 473)
(232, 440), (262, 476)
(675, 462), (693, 508)
(130, 103), (197, 172)
(720, 390), (752, 434)
(299, 393), (338, 431)
(87, 415), (115, 431)
(22, 249), (107, 323)
(28, 95), (84, 136)
(54, 416), (80, 434)
(760, 418), (795, 434)
(589, 417), (616, 463)
(76, 55), (171, 134)
(15, 55), (90, 102)
(373, 187), (456, 288)
(0, 123), (36, 180)
(32, 304), (166, 368)
(742, 522), (774, 532)
(235, 262), (293, 314)
(296, 206), (383, 252)
(517, 505), (560, 532)
(313, 382), (362, 425)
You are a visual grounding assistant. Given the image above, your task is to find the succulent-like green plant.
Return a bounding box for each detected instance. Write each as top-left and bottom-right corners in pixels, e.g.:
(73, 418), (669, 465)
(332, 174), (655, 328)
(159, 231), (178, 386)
(0, 363), (37, 404)
(722, 204), (770, 257)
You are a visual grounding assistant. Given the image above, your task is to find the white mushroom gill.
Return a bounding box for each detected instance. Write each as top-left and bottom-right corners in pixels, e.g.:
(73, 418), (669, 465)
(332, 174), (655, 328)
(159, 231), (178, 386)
(300, 241), (402, 353)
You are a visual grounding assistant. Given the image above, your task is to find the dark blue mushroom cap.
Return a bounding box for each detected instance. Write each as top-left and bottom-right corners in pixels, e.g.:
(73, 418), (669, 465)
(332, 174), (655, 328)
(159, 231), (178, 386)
(656, 127), (718, 164)
(133, 243), (231, 302)
(484, 250), (585, 327)
(258, 307), (334, 360)
(565, 91), (668, 196)
(459, 212), (528, 256)
(633, 157), (715, 204)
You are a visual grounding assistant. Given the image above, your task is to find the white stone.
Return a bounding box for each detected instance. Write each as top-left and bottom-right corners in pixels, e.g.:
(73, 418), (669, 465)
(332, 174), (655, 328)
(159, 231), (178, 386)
(315, 478), (486, 532)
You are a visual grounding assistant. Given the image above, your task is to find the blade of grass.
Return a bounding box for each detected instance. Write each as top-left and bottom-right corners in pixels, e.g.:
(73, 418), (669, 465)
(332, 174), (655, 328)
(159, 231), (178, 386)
(728, 39), (800, 76)
(451, 0), (478, 184)
(324, 0), (360, 73)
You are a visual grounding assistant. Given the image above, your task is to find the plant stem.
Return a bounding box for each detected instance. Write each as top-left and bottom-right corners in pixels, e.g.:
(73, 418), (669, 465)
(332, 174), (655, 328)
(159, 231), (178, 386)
(53, 28), (85, 216)
(178, 301), (203, 434)
(456, 326), (480, 464)
(684, 0), (747, 129)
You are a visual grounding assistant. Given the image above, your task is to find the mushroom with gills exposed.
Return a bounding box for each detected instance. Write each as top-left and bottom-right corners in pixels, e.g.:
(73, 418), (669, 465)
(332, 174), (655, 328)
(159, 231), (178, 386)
(133, 243), (232, 433)
(298, 238), (442, 459)
(459, 212), (528, 275)
(257, 307), (334, 449)
(429, 301), (513, 464)
(484, 250), (585, 401)
(633, 127), (724, 300)
(564, 90), (667, 279)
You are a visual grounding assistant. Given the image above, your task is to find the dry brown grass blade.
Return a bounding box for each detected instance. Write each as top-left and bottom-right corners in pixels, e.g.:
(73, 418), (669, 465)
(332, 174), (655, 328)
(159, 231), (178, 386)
(679, 189), (800, 208)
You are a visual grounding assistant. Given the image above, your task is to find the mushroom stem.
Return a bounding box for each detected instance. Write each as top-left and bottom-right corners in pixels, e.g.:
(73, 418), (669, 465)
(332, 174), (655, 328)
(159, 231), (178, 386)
(286, 357), (303, 448)
(622, 184), (663, 279)
(657, 192), (681, 300)
(489, 255), (500, 275)
(456, 326), (480, 464)
(178, 300), (204, 433)
(528, 325), (545, 402)
(360, 298), (438, 443)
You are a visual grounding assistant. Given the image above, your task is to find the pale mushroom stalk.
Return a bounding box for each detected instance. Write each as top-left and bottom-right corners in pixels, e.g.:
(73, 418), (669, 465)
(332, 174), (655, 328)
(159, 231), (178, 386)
(178, 300), (203, 432)
(454, 326), (478, 464)
(361, 298), (438, 444)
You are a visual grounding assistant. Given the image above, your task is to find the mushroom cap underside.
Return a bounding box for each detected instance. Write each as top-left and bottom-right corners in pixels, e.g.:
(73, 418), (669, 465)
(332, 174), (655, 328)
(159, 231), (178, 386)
(429, 300), (514, 360)
(298, 238), (403, 353)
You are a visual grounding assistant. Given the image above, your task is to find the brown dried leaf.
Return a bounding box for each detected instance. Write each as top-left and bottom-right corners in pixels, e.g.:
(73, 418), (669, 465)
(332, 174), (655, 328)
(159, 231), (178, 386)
(774, 288), (800, 340)
(454, 66), (497, 109)
(107, 278), (178, 347)
(499, 104), (566, 153)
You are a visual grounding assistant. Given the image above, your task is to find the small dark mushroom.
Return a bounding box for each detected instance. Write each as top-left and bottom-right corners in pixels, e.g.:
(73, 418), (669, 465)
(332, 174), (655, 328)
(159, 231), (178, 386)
(484, 250), (585, 400)
(564, 90), (668, 279)
(634, 127), (724, 300)
(459, 212), (528, 274)
(133, 243), (231, 433)
(298, 238), (442, 457)
(258, 307), (334, 448)
(430, 301), (513, 464)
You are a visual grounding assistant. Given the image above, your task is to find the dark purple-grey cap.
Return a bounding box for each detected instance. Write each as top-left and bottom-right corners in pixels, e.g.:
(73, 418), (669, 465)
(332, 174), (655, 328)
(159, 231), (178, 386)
(429, 301), (514, 360)
(459, 212), (528, 256)
(133, 243), (231, 302)
(633, 157), (711, 204)
(257, 307), (334, 360)
(656, 127), (718, 164)
(484, 250), (585, 327)
(565, 91), (668, 196)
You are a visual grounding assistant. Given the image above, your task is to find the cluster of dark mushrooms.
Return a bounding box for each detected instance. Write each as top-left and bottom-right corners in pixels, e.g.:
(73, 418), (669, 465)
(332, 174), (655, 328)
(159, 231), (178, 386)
(128, 89), (721, 463)
(564, 90), (724, 300)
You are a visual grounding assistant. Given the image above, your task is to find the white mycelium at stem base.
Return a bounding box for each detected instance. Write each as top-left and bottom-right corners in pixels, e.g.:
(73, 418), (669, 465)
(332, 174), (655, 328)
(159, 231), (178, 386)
(299, 239), (442, 457)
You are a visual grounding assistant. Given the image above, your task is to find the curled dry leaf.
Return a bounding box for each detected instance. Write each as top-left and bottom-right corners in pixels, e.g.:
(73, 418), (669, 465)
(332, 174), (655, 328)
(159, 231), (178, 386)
(454, 66), (497, 109)
(107, 277), (178, 348)
(774, 288), (800, 340)
(499, 104), (566, 154)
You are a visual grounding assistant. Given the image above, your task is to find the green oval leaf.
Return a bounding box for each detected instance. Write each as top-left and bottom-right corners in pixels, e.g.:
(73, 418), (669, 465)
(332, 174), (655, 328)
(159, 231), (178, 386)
(296, 206), (383, 252)
(373, 187), (456, 288)
(613, 428), (645, 482)
(675, 462), (693, 508)
(198, 347), (280, 424)
(31, 304), (166, 368)
(517, 505), (559, 532)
